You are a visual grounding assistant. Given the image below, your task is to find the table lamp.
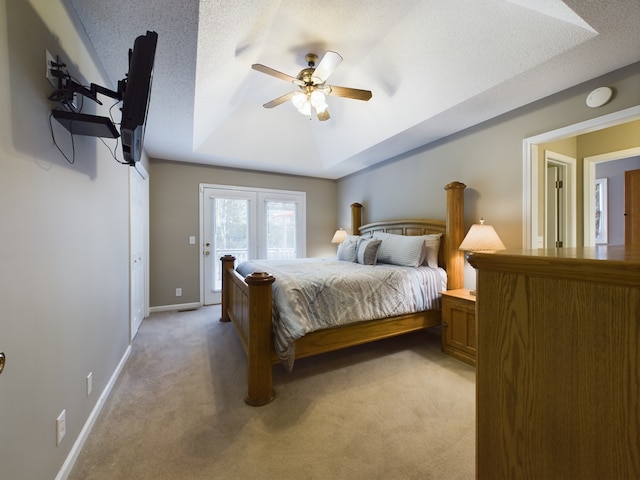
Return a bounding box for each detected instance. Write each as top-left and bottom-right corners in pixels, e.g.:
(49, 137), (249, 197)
(459, 217), (505, 295)
(331, 228), (347, 244)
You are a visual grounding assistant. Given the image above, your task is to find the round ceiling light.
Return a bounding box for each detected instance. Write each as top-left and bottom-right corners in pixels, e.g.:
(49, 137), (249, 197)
(586, 87), (613, 108)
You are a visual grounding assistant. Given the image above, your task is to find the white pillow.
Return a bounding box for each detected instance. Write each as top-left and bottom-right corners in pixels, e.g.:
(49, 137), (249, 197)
(372, 232), (425, 267)
(421, 233), (442, 268)
(337, 236), (358, 262)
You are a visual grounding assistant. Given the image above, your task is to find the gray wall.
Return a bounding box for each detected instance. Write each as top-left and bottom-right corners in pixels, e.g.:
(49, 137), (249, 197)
(0, 1), (132, 479)
(337, 63), (640, 288)
(149, 160), (337, 307)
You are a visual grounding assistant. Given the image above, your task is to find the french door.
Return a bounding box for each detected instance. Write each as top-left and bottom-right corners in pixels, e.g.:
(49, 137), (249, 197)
(201, 185), (305, 305)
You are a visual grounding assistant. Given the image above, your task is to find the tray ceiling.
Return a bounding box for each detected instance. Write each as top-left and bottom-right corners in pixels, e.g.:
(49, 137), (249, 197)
(66, 0), (640, 178)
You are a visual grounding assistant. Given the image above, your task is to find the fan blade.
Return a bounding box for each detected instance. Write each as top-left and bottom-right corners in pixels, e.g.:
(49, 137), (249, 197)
(312, 51), (343, 84)
(252, 64), (303, 85)
(263, 91), (297, 108)
(315, 106), (330, 121)
(328, 85), (372, 101)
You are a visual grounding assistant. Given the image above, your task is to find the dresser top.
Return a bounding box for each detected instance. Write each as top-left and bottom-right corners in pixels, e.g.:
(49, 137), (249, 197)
(468, 245), (640, 287)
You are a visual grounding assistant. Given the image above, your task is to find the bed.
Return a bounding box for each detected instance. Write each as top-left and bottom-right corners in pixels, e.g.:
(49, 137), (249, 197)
(220, 181), (466, 405)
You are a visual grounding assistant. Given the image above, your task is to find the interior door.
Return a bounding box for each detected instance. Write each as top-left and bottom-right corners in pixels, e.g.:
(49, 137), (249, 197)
(202, 188), (256, 305)
(625, 169), (640, 245)
(546, 163), (565, 248)
(129, 167), (147, 340)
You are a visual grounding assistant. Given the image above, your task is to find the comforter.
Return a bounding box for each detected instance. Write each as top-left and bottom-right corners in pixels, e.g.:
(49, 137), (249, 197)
(235, 258), (447, 369)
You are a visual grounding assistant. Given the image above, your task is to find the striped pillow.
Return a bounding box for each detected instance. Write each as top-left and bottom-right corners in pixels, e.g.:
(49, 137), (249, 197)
(372, 232), (425, 267)
(421, 234), (442, 268)
(356, 238), (382, 265)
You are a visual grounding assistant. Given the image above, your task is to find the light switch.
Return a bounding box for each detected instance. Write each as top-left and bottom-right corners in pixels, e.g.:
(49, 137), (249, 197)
(189, 236), (196, 245)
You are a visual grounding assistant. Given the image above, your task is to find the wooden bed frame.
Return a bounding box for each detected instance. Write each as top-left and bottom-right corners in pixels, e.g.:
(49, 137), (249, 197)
(220, 181), (466, 405)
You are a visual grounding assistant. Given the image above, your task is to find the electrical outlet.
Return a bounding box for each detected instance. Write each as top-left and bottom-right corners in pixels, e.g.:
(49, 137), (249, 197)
(46, 50), (57, 87)
(176, 288), (182, 297)
(86, 372), (93, 396)
(56, 410), (66, 446)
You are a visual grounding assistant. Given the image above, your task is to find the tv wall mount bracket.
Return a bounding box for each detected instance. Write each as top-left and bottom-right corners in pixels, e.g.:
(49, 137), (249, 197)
(47, 57), (126, 110)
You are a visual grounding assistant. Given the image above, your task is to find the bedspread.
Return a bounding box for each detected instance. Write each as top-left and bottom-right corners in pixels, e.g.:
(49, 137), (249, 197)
(235, 258), (447, 369)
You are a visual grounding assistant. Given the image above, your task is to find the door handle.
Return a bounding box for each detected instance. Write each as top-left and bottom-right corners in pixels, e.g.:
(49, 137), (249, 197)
(205, 251), (210, 256)
(205, 242), (211, 247)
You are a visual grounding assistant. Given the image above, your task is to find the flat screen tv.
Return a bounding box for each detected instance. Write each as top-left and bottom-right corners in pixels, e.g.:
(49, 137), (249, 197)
(49, 30), (158, 166)
(120, 30), (158, 165)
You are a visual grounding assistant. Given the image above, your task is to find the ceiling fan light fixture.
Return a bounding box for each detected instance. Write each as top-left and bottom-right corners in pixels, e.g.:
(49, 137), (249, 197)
(310, 90), (325, 107)
(254, 51), (372, 120)
(291, 92), (306, 109)
(292, 91), (317, 116)
(310, 90), (328, 113)
(291, 92), (311, 115)
(300, 101), (312, 116)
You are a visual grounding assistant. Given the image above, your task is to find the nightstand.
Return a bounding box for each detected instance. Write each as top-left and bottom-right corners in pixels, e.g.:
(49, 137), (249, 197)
(441, 289), (476, 366)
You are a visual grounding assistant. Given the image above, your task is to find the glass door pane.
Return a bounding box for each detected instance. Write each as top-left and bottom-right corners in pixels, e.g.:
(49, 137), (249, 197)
(203, 188), (256, 305)
(265, 200), (297, 259)
(214, 197), (250, 290)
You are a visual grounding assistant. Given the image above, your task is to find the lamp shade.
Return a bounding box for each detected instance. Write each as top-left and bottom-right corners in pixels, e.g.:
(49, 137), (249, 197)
(459, 218), (506, 252)
(331, 228), (347, 244)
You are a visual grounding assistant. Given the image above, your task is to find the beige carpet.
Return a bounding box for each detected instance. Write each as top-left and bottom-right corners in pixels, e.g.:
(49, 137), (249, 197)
(68, 306), (475, 480)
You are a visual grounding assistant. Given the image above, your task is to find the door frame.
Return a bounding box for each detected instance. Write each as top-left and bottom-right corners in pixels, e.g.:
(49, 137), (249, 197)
(523, 105), (640, 249)
(198, 183), (307, 305)
(583, 146), (640, 246)
(201, 186), (258, 305)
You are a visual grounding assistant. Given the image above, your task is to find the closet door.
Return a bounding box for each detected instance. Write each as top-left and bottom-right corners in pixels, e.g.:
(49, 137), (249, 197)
(130, 166), (148, 339)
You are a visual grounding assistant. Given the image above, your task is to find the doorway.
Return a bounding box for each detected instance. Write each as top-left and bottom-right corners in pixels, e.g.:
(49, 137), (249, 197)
(523, 105), (640, 249)
(583, 147), (640, 245)
(199, 185), (306, 305)
(201, 187), (256, 305)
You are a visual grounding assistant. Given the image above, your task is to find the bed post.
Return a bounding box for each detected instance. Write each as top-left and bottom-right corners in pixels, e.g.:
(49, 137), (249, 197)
(244, 271), (276, 406)
(444, 181), (466, 289)
(220, 255), (235, 322)
(351, 202), (363, 235)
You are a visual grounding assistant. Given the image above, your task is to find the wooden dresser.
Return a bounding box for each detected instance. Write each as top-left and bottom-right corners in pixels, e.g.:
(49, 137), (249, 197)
(469, 246), (640, 480)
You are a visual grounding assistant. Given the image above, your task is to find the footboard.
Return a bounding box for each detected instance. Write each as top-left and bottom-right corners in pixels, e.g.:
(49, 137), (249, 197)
(220, 255), (275, 406)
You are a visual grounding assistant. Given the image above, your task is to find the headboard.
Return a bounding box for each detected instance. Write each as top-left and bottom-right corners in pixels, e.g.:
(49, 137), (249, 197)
(348, 181), (466, 290)
(358, 219), (447, 266)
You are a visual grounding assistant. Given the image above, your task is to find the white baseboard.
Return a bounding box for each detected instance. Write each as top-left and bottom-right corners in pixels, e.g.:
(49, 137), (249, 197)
(149, 302), (202, 313)
(55, 345), (132, 480)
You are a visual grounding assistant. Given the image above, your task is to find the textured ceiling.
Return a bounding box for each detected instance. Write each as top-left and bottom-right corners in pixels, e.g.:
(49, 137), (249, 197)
(66, 0), (640, 179)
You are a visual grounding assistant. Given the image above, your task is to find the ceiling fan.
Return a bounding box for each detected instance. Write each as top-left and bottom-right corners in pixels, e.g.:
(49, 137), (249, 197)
(251, 51), (372, 121)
